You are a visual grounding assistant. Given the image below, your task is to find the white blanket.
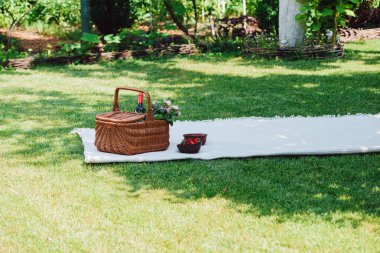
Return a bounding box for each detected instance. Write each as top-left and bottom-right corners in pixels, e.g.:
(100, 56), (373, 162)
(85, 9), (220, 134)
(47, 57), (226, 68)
(72, 114), (380, 163)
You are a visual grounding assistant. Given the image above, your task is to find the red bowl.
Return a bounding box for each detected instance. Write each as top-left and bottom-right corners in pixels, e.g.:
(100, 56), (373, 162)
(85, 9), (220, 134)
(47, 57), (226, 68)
(177, 142), (202, 153)
(183, 133), (208, 145)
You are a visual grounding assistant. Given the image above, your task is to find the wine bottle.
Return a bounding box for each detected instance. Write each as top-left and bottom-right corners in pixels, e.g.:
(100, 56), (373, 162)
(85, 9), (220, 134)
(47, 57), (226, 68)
(135, 93), (146, 113)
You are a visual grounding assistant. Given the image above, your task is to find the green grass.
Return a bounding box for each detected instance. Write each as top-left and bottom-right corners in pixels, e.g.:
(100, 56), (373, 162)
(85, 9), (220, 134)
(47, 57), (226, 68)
(0, 40), (379, 252)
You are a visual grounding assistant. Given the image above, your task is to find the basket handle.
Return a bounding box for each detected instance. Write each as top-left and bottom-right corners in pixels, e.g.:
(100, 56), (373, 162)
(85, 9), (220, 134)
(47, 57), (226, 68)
(113, 87), (154, 121)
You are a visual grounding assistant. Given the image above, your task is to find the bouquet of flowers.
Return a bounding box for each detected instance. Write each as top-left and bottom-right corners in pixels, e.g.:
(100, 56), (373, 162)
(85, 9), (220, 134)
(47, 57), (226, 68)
(152, 98), (181, 126)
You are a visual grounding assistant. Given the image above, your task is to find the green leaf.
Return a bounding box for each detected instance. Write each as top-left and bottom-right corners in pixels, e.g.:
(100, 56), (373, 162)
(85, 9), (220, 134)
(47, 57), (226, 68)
(312, 23), (322, 31)
(345, 9), (356, 17)
(342, 3), (353, 8)
(70, 43), (81, 49)
(80, 33), (100, 43)
(336, 5), (345, 13)
(320, 8), (333, 17)
(166, 118), (173, 126)
(104, 34), (121, 44)
(103, 34), (113, 41)
(164, 24), (177, 30)
(171, 1), (186, 16)
(300, 5), (311, 12)
(295, 14), (307, 21)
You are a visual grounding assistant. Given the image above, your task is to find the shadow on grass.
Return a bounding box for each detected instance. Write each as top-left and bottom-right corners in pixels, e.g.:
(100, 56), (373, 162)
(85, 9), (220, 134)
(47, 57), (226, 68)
(0, 88), (103, 166)
(38, 59), (380, 118)
(0, 87), (144, 166)
(91, 154), (380, 224)
(1, 56), (379, 224)
(154, 41), (380, 70)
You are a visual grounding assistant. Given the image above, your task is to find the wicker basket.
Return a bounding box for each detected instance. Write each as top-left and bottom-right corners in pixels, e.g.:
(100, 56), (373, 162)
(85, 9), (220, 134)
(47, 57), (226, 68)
(95, 87), (169, 155)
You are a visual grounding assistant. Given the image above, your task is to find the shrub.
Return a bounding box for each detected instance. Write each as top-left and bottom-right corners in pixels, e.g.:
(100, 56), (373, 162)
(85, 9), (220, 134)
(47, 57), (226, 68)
(0, 35), (27, 67)
(348, 0), (380, 28)
(296, 0), (362, 44)
(253, 0), (279, 32)
(90, 0), (136, 34)
(27, 0), (80, 27)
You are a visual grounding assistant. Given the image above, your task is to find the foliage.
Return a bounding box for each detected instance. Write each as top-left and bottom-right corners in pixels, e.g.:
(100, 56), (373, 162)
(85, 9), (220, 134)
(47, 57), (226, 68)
(243, 32), (279, 49)
(253, 0), (279, 32)
(80, 33), (100, 44)
(152, 98), (181, 126)
(22, 20), (78, 39)
(0, 0), (79, 39)
(56, 41), (82, 56)
(27, 0), (80, 27)
(0, 36), (28, 66)
(118, 29), (169, 50)
(162, 0), (193, 38)
(203, 36), (245, 53)
(53, 32), (125, 57)
(134, 0), (280, 37)
(0, 44), (6, 66)
(103, 34), (122, 51)
(202, 30), (279, 55)
(90, 0), (136, 34)
(296, 0), (361, 44)
(348, 0), (380, 28)
(0, 0), (39, 50)
(0, 0), (38, 27)
(54, 32), (100, 56)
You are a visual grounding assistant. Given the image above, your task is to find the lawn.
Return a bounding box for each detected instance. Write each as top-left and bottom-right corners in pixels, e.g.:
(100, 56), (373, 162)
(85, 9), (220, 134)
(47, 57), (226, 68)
(0, 40), (379, 252)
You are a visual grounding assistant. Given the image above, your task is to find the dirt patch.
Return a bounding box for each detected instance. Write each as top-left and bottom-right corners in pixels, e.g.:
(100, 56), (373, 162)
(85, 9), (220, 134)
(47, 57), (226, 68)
(339, 28), (380, 42)
(0, 28), (62, 52)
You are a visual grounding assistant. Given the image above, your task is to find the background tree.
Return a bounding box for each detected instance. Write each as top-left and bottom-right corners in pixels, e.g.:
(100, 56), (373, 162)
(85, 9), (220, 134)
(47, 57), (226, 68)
(163, 0), (192, 37)
(279, 0), (304, 47)
(81, 0), (90, 33)
(0, 0), (39, 50)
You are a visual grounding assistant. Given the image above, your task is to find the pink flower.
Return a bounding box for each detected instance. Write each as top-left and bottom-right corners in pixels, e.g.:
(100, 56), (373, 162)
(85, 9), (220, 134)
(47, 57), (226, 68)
(166, 107), (171, 113)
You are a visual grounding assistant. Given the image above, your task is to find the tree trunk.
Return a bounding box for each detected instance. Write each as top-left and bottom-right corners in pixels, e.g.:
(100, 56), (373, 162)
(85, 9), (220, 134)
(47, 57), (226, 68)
(331, 0), (342, 44)
(3, 0), (39, 51)
(148, 0), (153, 32)
(163, 0), (192, 38)
(192, 0), (198, 38)
(209, 15), (216, 38)
(80, 0), (90, 33)
(279, 0), (305, 47)
(242, 0), (247, 29)
(5, 25), (15, 51)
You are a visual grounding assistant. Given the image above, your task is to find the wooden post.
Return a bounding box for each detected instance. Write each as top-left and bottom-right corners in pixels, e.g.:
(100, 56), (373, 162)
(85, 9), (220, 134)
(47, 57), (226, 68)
(242, 0), (247, 29)
(201, 0), (205, 24)
(81, 0), (90, 33)
(209, 15), (216, 38)
(279, 0), (305, 47)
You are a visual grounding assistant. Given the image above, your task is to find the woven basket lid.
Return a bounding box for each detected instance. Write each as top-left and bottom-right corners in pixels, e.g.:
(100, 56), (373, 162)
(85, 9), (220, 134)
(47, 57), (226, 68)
(96, 111), (146, 123)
